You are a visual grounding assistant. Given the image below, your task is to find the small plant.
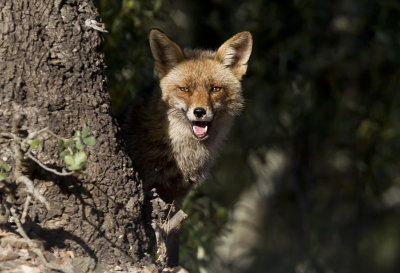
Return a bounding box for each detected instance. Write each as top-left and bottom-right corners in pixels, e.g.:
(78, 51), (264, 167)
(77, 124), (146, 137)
(30, 139), (41, 149)
(0, 164), (11, 181)
(59, 127), (96, 171)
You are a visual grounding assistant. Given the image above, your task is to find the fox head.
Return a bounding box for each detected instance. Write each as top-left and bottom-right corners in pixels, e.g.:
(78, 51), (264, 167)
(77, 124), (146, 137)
(149, 29), (252, 141)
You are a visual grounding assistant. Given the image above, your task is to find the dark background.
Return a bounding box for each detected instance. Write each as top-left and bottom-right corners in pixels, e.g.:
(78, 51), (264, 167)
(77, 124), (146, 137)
(96, 0), (400, 272)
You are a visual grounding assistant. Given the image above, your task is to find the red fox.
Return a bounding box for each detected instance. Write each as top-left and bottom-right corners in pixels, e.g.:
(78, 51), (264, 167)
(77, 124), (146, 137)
(126, 29), (252, 208)
(126, 29), (252, 266)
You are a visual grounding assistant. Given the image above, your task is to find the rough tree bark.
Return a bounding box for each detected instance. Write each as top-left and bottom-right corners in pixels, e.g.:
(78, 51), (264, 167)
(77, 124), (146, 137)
(0, 0), (152, 269)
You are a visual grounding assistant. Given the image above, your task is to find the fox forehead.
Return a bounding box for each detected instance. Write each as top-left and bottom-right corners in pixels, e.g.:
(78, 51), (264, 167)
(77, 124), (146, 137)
(161, 57), (239, 89)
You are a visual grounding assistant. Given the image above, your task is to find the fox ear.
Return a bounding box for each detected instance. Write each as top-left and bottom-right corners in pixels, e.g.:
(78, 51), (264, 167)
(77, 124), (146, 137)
(149, 29), (184, 78)
(215, 31), (253, 80)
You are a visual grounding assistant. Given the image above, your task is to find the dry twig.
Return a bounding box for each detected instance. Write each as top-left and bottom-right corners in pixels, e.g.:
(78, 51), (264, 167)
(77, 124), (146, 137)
(162, 210), (187, 235)
(21, 195), (31, 223)
(16, 176), (50, 210)
(27, 150), (73, 177)
(9, 207), (74, 273)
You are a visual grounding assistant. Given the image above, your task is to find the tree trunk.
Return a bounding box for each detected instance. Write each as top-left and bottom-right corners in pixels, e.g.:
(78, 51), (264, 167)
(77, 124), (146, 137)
(0, 0), (152, 269)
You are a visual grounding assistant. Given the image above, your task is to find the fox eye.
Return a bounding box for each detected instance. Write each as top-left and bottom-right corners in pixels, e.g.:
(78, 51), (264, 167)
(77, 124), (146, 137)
(179, 87), (190, 93)
(211, 86), (223, 92)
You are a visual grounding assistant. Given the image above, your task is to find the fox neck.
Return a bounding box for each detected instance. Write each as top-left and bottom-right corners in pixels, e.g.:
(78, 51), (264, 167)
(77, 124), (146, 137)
(164, 103), (234, 185)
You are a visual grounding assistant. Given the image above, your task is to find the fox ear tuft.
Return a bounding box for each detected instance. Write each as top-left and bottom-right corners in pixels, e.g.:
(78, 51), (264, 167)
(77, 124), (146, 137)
(215, 31), (253, 80)
(149, 29), (184, 78)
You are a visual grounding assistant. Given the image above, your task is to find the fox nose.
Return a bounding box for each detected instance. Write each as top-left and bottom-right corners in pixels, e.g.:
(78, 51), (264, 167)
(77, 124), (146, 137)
(193, 107), (206, 118)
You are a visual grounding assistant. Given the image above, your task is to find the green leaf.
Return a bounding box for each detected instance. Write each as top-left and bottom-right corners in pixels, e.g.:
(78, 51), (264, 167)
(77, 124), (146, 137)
(68, 164), (81, 171)
(74, 151), (87, 166)
(59, 139), (65, 152)
(82, 127), (89, 138)
(125, 0), (135, 9)
(30, 139), (41, 149)
(74, 130), (81, 138)
(0, 173), (5, 181)
(66, 152), (86, 171)
(60, 150), (71, 159)
(64, 155), (75, 166)
(1, 164), (11, 172)
(75, 139), (83, 150)
(154, 0), (162, 13)
(83, 136), (96, 146)
(64, 139), (75, 148)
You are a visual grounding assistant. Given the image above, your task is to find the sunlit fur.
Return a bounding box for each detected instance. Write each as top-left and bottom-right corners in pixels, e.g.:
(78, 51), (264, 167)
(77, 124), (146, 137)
(126, 30), (252, 206)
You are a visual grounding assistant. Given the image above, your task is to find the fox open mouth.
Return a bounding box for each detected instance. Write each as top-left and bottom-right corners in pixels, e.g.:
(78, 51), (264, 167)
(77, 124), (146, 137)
(192, 121), (211, 140)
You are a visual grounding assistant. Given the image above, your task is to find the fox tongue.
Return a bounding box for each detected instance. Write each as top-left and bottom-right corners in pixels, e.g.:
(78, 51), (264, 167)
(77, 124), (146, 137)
(193, 122), (208, 138)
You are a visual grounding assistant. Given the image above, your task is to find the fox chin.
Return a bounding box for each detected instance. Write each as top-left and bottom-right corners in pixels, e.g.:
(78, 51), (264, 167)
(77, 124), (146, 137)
(126, 29), (252, 207)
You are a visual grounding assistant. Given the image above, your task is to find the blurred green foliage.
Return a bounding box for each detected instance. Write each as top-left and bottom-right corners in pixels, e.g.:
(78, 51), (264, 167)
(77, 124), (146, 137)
(181, 190), (228, 272)
(95, 0), (164, 113)
(97, 0), (400, 272)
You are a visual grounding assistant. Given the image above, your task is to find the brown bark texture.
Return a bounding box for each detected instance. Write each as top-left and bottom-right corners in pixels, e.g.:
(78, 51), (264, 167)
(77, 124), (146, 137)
(0, 0), (151, 268)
